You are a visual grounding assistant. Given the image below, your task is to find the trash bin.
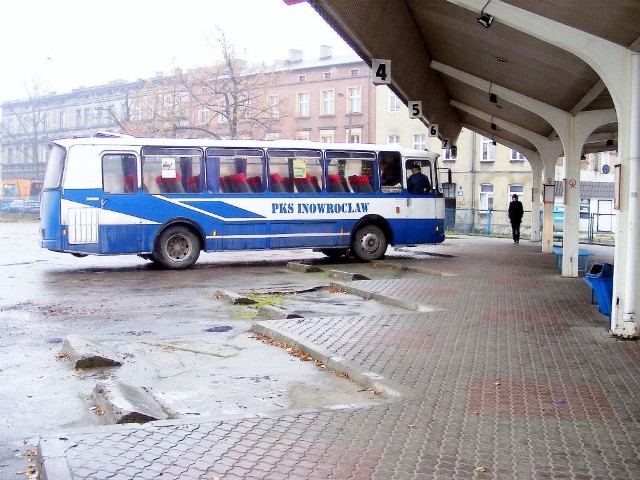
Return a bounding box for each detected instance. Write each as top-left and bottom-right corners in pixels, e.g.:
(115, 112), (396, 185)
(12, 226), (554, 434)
(585, 263), (614, 317)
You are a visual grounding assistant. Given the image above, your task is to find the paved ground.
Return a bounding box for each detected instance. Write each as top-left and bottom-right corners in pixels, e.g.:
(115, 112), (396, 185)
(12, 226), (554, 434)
(37, 236), (639, 479)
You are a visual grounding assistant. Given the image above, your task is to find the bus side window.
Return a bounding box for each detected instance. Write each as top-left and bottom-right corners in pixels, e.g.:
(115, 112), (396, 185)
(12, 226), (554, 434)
(103, 154), (137, 194)
(379, 151), (403, 193)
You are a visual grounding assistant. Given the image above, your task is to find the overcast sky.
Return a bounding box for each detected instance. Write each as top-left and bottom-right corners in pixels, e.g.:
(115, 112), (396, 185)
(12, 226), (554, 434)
(0, 0), (355, 103)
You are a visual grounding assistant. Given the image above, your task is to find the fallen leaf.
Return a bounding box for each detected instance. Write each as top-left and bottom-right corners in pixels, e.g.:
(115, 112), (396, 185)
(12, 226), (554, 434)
(493, 381), (500, 386)
(474, 466), (486, 473)
(55, 352), (70, 361)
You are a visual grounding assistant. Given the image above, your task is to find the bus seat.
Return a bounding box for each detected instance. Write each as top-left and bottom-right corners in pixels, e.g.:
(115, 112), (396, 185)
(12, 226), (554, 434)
(270, 174), (286, 193)
(357, 175), (374, 193)
(310, 175), (322, 192)
(230, 173), (251, 193)
(219, 176), (230, 193)
(123, 174), (137, 193)
(294, 175), (314, 193)
(247, 176), (263, 193)
(156, 175), (185, 194)
(328, 174), (346, 193)
(185, 175), (201, 193)
(348, 175), (362, 193)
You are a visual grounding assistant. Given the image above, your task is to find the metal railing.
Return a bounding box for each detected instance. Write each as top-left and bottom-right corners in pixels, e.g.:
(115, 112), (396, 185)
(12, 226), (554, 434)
(445, 208), (615, 246)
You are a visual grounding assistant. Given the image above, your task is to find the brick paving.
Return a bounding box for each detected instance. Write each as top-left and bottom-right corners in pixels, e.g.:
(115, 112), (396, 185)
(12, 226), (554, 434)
(38, 237), (640, 479)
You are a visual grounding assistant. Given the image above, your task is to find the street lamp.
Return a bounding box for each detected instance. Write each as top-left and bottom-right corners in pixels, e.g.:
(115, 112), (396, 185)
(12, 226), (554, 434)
(338, 93), (353, 143)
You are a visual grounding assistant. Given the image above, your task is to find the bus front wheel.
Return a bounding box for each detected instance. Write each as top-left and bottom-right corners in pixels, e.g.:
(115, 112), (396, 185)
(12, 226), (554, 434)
(154, 226), (201, 269)
(352, 224), (387, 261)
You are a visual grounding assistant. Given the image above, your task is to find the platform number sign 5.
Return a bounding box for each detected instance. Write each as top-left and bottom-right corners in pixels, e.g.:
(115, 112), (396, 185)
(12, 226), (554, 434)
(408, 101), (422, 119)
(371, 59), (391, 85)
(428, 124), (439, 138)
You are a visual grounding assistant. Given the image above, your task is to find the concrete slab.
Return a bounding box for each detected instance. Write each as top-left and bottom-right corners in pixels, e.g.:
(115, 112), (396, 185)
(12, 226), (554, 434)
(287, 261), (323, 273)
(91, 381), (171, 424)
(215, 289), (257, 305)
(258, 304), (304, 319)
(329, 269), (370, 281)
(62, 335), (124, 369)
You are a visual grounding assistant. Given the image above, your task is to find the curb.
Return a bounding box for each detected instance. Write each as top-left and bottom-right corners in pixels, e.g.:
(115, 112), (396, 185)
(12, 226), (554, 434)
(251, 322), (410, 400)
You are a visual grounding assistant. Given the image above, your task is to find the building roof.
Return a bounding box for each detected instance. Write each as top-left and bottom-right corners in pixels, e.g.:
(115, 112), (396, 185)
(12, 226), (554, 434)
(555, 180), (614, 198)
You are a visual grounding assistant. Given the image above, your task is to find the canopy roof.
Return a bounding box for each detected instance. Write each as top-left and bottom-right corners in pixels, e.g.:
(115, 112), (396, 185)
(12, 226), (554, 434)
(309, 0), (640, 155)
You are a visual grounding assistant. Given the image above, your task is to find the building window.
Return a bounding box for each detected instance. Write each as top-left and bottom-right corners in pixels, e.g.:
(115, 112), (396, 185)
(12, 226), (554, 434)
(508, 184), (524, 201)
(442, 147), (456, 162)
(319, 129), (334, 143)
(297, 92), (310, 117)
(347, 87), (361, 113)
(268, 95), (279, 118)
(7, 147), (13, 163)
(199, 106), (209, 124)
(59, 111), (65, 129)
(481, 137), (495, 162)
(350, 68), (359, 77)
(479, 183), (494, 211)
(42, 113), (49, 131)
(412, 134), (425, 150)
(298, 74), (306, 83)
(219, 98), (229, 123)
(24, 144), (32, 162)
(323, 72), (332, 80)
(388, 92), (401, 112)
(296, 130), (310, 141)
(510, 149), (525, 161)
(580, 198), (590, 219)
(321, 90), (335, 116)
(347, 131), (361, 144)
(387, 135), (400, 144)
(75, 109), (81, 127)
(83, 108), (90, 126)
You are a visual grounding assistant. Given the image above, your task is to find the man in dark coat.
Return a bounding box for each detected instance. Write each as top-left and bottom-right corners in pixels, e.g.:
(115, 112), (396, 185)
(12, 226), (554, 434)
(508, 194), (524, 243)
(407, 163), (431, 194)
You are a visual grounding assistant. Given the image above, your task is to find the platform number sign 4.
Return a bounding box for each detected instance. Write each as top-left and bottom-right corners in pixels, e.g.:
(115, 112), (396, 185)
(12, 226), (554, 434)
(371, 59), (391, 85)
(408, 101), (422, 119)
(428, 124), (439, 138)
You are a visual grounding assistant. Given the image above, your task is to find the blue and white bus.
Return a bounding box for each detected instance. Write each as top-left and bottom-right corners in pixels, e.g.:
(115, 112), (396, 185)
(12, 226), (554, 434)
(40, 134), (447, 269)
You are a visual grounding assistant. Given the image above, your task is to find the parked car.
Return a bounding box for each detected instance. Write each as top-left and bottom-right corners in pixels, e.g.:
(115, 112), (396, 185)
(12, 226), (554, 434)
(24, 200), (40, 215)
(0, 199), (39, 214)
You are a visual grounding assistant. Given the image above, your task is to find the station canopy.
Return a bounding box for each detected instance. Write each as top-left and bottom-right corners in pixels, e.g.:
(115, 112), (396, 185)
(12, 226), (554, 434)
(309, 0), (640, 156)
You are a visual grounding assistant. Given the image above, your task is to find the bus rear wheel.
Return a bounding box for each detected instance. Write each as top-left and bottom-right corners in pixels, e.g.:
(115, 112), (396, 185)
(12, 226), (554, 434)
(352, 224), (387, 261)
(154, 225), (201, 269)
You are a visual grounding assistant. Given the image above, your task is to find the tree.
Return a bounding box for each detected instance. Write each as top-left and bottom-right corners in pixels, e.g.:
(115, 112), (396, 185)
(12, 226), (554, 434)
(176, 28), (288, 139)
(0, 77), (50, 180)
(124, 75), (191, 137)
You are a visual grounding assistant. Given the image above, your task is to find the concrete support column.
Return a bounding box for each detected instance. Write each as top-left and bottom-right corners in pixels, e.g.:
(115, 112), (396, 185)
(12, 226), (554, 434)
(561, 116), (581, 277)
(612, 53), (640, 337)
(530, 158), (542, 242)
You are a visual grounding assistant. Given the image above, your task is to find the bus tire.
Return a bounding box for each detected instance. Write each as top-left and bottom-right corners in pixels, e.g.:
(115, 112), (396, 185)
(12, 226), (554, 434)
(352, 224), (387, 261)
(153, 225), (201, 270)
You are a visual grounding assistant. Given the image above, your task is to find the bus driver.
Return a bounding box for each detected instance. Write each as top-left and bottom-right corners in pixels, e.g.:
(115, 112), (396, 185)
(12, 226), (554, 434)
(407, 163), (431, 194)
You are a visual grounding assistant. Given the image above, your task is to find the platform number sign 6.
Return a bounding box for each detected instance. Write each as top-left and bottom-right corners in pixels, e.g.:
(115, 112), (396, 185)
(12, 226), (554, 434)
(408, 101), (422, 119)
(428, 124), (439, 138)
(371, 59), (391, 85)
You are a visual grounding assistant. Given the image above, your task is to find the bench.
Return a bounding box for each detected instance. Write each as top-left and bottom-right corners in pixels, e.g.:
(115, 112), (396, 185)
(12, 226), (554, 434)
(552, 246), (593, 273)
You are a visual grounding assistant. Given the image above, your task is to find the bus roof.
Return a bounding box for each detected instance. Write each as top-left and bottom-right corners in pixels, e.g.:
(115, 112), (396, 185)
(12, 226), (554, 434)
(50, 135), (439, 160)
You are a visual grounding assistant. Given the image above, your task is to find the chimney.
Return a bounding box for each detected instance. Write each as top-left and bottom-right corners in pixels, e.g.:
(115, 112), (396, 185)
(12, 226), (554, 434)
(288, 49), (303, 64)
(319, 45), (332, 60)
